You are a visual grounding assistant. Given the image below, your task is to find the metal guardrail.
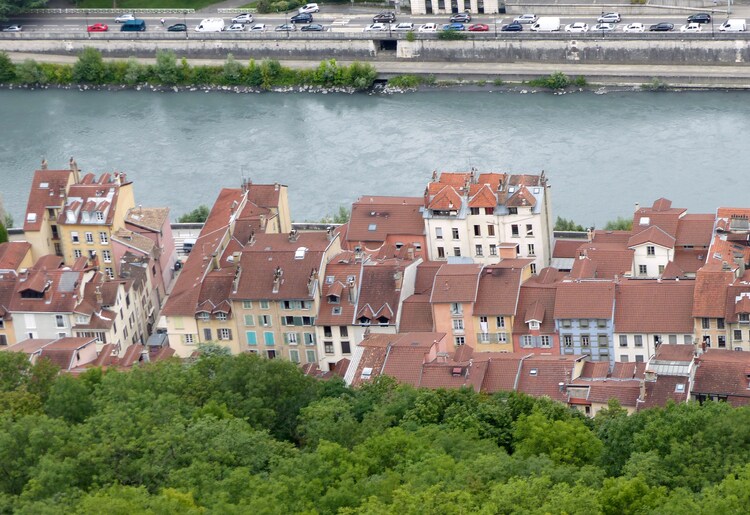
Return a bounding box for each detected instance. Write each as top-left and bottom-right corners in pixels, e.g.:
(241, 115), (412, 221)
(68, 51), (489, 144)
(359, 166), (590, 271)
(26, 8), (196, 14)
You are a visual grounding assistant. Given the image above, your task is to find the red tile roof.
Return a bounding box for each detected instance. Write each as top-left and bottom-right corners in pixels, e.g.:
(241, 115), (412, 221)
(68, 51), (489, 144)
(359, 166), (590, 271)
(579, 361), (610, 379)
(675, 214), (715, 247)
(355, 261), (408, 326)
(513, 278), (559, 334)
(0, 242), (31, 271)
(429, 264), (482, 304)
(474, 267), (522, 315)
(724, 285), (750, 323)
(653, 344), (695, 362)
(414, 261), (442, 294)
(23, 169), (73, 231)
(553, 239), (585, 259)
(480, 353), (529, 392)
(614, 280), (695, 334)
(554, 281), (615, 320)
(347, 196), (425, 243)
(399, 294), (434, 332)
(516, 355), (582, 403)
(316, 253), (361, 326)
(640, 375), (689, 410)
(693, 350), (750, 405)
(505, 185), (537, 208)
(628, 226), (676, 249)
(633, 198), (686, 238)
(693, 268), (734, 318)
(428, 187), (462, 211)
(611, 361), (647, 379)
(468, 184), (497, 208)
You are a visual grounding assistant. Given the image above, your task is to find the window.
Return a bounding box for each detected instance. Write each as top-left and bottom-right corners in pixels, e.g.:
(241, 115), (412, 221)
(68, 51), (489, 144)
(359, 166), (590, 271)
(646, 245), (655, 256)
(452, 228), (460, 240)
(261, 315), (271, 327)
(684, 335), (693, 344)
(634, 335), (643, 347)
(304, 333), (316, 346)
(718, 318), (725, 329)
(260, 300), (270, 309)
(702, 318), (710, 329)
(581, 335), (590, 347)
(246, 331), (257, 345)
(285, 332), (298, 345)
(105, 268), (114, 280)
(563, 335), (572, 347)
(453, 319), (464, 331)
(266, 350), (276, 359)
(437, 247), (445, 259)
(741, 314), (750, 323)
(658, 265), (665, 275)
(719, 336), (726, 348)
(435, 227), (443, 240)
(102, 250), (111, 263)
(470, 207), (480, 215)
(450, 303), (462, 316)
(597, 319), (607, 328)
(526, 224), (534, 237)
(734, 329), (742, 341)
(184, 334), (194, 345)
(580, 319), (589, 328)
(341, 341), (351, 354)
(339, 326), (348, 337)
(489, 244), (497, 256)
(324, 326), (332, 338)
(620, 354), (629, 362)
(71, 232), (79, 243)
(540, 335), (551, 348)
(473, 225), (481, 236)
(243, 300), (253, 309)
(479, 333), (490, 343)
(635, 355), (644, 363)
(244, 315), (255, 326)
(197, 312), (210, 321)
(453, 247), (461, 257)
(496, 316), (505, 328)
(485, 207), (494, 215)
(619, 335), (628, 347)
(529, 320), (540, 330)
(85, 232), (94, 244)
(324, 341), (334, 354)
(203, 328), (211, 341)
(264, 332), (275, 346)
(598, 334), (608, 347)
(475, 245), (483, 256)
(95, 211), (104, 222)
(216, 312), (228, 321)
(561, 319), (572, 328)
(289, 349), (300, 363)
(99, 232), (109, 244)
(497, 332), (508, 343)
(508, 207), (518, 215)
(306, 349), (316, 363)
(454, 336), (465, 346)
(511, 224), (519, 237)
(74, 249), (82, 258)
(218, 328), (232, 340)
(669, 334), (677, 344)
(639, 265), (647, 276)
(527, 244), (535, 256)
(675, 383), (686, 393)
(530, 264), (537, 274)
(55, 315), (65, 328)
(522, 335), (534, 348)
(487, 225), (495, 236)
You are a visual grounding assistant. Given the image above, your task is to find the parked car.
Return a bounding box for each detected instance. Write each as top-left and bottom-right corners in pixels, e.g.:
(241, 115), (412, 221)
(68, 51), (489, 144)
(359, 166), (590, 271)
(300, 23), (325, 31)
(225, 23), (245, 31)
(167, 23), (187, 31)
(564, 22), (588, 32)
(115, 13), (135, 23)
(597, 12), (621, 23)
(1, 24), (22, 32)
(622, 22), (645, 33)
(232, 13), (254, 24)
(649, 22), (674, 31)
(373, 12), (396, 23)
(392, 22), (415, 31)
(418, 23), (438, 32)
(680, 22), (702, 32)
(299, 3), (320, 13)
(513, 14), (537, 24)
(87, 23), (108, 32)
(450, 13), (471, 23)
(468, 23), (489, 31)
(275, 23), (297, 31)
(501, 22), (523, 32)
(363, 23), (388, 31)
(442, 22), (466, 31)
(250, 23), (267, 31)
(592, 23), (615, 32)
(687, 13), (711, 24)
(290, 12), (313, 23)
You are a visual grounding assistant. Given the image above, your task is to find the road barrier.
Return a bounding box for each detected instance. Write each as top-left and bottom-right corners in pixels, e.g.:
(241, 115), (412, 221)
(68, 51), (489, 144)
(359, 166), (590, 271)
(26, 8), (196, 14)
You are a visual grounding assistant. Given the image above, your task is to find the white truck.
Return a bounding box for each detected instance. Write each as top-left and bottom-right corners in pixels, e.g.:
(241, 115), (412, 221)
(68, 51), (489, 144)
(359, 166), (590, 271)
(195, 18), (225, 32)
(719, 19), (746, 32)
(530, 17), (561, 32)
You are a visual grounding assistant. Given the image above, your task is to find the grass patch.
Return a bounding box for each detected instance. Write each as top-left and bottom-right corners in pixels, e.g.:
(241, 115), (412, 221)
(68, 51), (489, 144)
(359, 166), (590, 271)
(78, 0), (218, 9)
(641, 77), (668, 91)
(528, 71), (574, 90)
(387, 74), (423, 89)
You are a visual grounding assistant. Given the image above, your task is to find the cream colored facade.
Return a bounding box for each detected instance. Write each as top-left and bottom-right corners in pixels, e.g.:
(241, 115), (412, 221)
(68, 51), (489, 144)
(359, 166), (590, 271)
(472, 314), (515, 352)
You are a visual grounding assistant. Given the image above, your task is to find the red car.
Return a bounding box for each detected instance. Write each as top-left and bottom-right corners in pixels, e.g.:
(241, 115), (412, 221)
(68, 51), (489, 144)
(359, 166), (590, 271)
(87, 23), (109, 32)
(468, 23), (489, 31)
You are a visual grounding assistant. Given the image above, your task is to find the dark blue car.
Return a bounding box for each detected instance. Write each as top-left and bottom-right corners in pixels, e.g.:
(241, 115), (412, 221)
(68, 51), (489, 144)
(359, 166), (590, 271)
(442, 22), (466, 31)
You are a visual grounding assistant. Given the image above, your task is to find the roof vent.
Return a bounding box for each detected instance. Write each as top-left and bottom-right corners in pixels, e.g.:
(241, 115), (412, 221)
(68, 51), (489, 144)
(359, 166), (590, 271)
(529, 368), (538, 376)
(295, 247), (307, 260)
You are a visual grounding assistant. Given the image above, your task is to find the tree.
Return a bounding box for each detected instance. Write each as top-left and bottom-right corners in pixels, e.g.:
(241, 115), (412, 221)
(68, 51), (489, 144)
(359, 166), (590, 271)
(0, 0), (47, 21)
(178, 205), (210, 223)
(0, 51), (14, 82)
(221, 53), (242, 85)
(72, 47), (105, 84)
(604, 216), (633, 231)
(554, 216), (585, 232)
(0, 221), (7, 243)
(154, 50), (179, 85)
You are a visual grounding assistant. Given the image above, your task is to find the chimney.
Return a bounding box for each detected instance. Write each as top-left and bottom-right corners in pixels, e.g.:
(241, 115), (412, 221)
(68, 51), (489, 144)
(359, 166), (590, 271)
(248, 229), (256, 246)
(347, 277), (357, 304)
(95, 285), (102, 305)
(634, 202), (640, 213)
(272, 266), (283, 294)
(274, 182), (280, 192)
(289, 229), (299, 242)
(586, 227), (593, 241)
(308, 267), (318, 296)
(212, 252), (220, 271)
(393, 271), (403, 291)
(232, 265), (243, 294)
(41, 158), (48, 170)
(407, 247), (415, 260)
(230, 200), (238, 216)
(431, 170), (437, 182)
(326, 226), (334, 242)
(259, 215), (266, 231)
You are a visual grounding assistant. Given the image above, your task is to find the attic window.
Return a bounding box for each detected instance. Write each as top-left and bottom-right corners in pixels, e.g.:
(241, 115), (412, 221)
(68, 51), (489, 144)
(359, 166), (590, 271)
(361, 367), (372, 378)
(332, 307), (342, 315)
(529, 368), (538, 376)
(368, 224), (377, 231)
(294, 247), (308, 260)
(451, 367), (463, 377)
(639, 216), (650, 226)
(325, 276), (334, 284)
(39, 182), (49, 188)
(347, 275), (356, 282)
(26, 213), (37, 223)
(675, 383), (686, 393)
(529, 321), (540, 330)
(328, 294), (340, 304)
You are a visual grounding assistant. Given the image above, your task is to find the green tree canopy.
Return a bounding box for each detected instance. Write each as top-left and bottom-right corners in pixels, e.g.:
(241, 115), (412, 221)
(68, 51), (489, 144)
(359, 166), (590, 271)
(177, 205), (210, 223)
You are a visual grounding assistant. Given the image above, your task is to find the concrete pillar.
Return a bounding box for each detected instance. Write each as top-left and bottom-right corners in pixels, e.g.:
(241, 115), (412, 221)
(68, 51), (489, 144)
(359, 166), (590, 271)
(484, 0), (499, 14)
(469, 0), (478, 13)
(410, 0), (427, 14)
(457, 0), (466, 13)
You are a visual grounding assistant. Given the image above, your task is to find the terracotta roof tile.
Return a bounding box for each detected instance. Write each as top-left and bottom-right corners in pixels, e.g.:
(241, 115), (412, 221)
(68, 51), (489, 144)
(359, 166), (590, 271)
(513, 282), (558, 334)
(724, 285), (750, 323)
(628, 226), (676, 249)
(640, 375), (689, 410)
(480, 353), (529, 392)
(125, 207), (169, 232)
(653, 344), (695, 362)
(399, 294), (434, 332)
(579, 361), (610, 379)
(554, 281), (615, 319)
(355, 262), (407, 326)
(693, 350), (750, 404)
(505, 185), (537, 208)
(516, 355), (581, 403)
(468, 185), (497, 208)
(428, 187), (462, 211)
(23, 169), (74, 231)
(415, 261), (442, 294)
(614, 280), (695, 334)
(611, 362), (647, 379)
(429, 264), (482, 304)
(675, 214), (715, 247)
(474, 267), (522, 315)
(693, 268), (734, 318)
(347, 196), (424, 243)
(0, 242), (31, 271)
(553, 239), (585, 259)
(2, 338), (55, 354)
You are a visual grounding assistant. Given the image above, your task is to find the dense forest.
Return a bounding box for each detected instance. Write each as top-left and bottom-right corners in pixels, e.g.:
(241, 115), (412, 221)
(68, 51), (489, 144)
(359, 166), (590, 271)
(2, 349), (750, 514)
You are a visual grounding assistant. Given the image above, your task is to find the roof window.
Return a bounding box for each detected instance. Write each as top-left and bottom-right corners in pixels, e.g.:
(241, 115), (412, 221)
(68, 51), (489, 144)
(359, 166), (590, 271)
(294, 247), (308, 260)
(529, 368), (538, 376)
(368, 224), (377, 231)
(361, 367), (372, 378)
(26, 213), (37, 223)
(675, 383), (686, 393)
(639, 216), (650, 226)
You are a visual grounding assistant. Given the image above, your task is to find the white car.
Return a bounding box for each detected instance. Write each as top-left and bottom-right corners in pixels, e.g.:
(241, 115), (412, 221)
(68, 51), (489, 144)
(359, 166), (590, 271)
(393, 22), (414, 31)
(592, 23), (616, 32)
(299, 3), (320, 13)
(250, 23), (267, 31)
(225, 23), (245, 31)
(514, 14), (537, 24)
(622, 22), (645, 33)
(680, 22), (702, 32)
(232, 13), (254, 24)
(564, 22), (588, 33)
(115, 13), (135, 23)
(418, 22), (438, 32)
(1, 24), (22, 32)
(363, 23), (387, 32)
(597, 12), (621, 23)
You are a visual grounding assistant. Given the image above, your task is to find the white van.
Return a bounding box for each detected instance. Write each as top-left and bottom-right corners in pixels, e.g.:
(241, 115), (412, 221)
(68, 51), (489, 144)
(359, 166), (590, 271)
(195, 18), (225, 32)
(530, 17), (561, 32)
(719, 18), (746, 32)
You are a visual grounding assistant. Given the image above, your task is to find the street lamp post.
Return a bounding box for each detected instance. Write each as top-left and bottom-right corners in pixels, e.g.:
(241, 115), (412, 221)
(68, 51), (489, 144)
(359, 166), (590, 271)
(85, 10), (90, 38)
(184, 10), (188, 39)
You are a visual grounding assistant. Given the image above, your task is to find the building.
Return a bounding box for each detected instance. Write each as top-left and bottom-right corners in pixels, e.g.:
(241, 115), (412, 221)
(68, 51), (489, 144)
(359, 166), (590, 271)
(512, 267), (562, 355)
(637, 344), (695, 410)
(566, 361), (646, 416)
(472, 262), (528, 352)
(410, 0), (502, 17)
(423, 171), (553, 272)
(555, 280), (616, 363)
(430, 263), (483, 349)
(692, 349), (750, 406)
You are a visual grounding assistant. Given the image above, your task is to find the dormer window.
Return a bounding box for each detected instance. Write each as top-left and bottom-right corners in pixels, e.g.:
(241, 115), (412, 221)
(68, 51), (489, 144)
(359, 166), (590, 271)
(508, 207), (518, 215)
(215, 312), (228, 321)
(450, 303), (462, 316)
(529, 320), (540, 330)
(328, 294), (340, 304)
(359, 316), (371, 326)
(197, 312), (210, 321)
(741, 313), (750, 323)
(378, 316), (389, 325)
(96, 211), (104, 222)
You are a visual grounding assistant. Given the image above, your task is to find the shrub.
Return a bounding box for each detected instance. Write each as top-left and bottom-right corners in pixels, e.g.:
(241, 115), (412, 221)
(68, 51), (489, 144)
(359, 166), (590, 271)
(0, 51), (15, 82)
(642, 77), (668, 91)
(15, 59), (44, 85)
(573, 75), (587, 87)
(388, 75), (422, 89)
(438, 30), (468, 40)
(222, 53), (243, 85)
(344, 61), (377, 90)
(528, 71), (571, 90)
(72, 47), (105, 84)
(493, 78), (504, 86)
(154, 50), (179, 85)
(406, 30), (416, 42)
(123, 57), (145, 85)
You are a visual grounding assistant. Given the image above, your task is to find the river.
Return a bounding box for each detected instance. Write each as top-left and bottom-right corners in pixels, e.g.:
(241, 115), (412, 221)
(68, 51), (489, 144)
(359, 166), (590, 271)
(1, 88), (748, 227)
